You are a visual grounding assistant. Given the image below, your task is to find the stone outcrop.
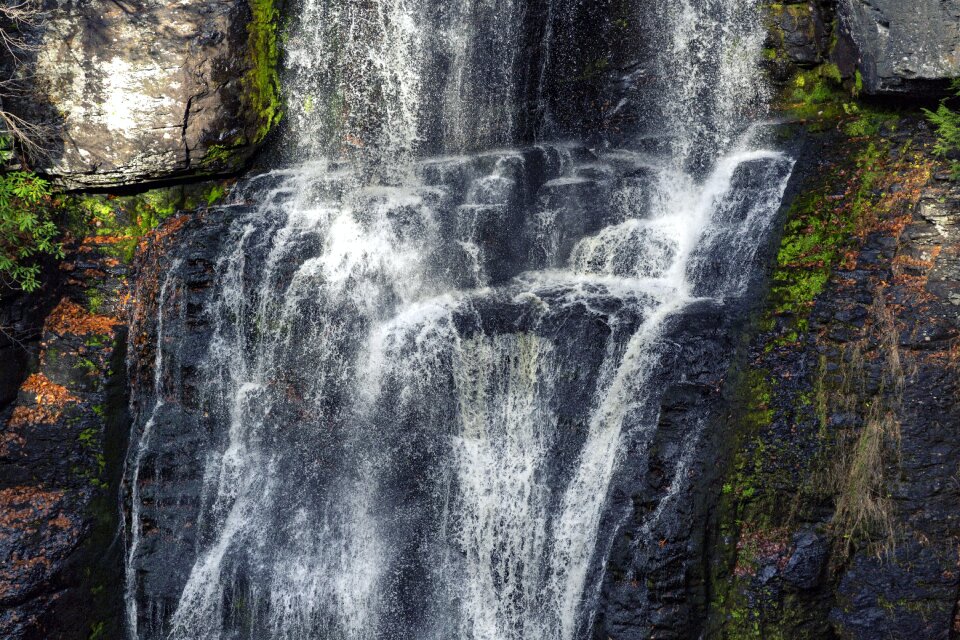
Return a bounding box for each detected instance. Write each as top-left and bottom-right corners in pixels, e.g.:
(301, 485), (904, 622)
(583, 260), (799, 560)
(10, 0), (280, 188)
(837, 0), (960, 95)
(0, 182), (232, 638)
(763, 1), (960, 97)
(767, 2), (833, 68)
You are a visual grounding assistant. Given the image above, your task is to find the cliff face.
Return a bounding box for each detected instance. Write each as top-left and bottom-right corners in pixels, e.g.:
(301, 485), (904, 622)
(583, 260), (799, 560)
(0, 184), (230, 640)
(707, 3), (960, 639)
(709, 120), (960, 640)
(0, 232), (130, 639)
(6, 0), (281, 188)
(768, 0), (960, 96)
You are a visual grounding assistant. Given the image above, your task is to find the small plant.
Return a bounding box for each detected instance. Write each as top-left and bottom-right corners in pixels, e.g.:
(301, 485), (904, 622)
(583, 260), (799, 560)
(0, 171), (63, 294)
(205, 183), (227, 206)
(89, 620), (106, 640)
(923, 79), (960, 178)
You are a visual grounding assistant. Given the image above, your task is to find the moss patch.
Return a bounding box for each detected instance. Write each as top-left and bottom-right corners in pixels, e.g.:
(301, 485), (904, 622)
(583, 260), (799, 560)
(60, 181), (232, 263)
(244, 0), (283, 144)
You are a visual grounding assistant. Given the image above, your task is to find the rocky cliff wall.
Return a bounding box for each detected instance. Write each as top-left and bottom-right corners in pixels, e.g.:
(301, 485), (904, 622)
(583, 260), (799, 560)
(838, 0), (960, 95)
(706, 5), (960, 635)
(768, 0), (960, 97)
(0, 229), (130, 639)
(0, 182), (232, 639)
(707, 115), (960, 639)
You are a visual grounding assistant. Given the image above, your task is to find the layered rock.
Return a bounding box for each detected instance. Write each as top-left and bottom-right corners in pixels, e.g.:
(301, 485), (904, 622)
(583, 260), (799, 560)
(763, 1), (960, 97)
(9, 0), (281, 188)
(838, 0), (960, 95)
(766, 2), (833, 69)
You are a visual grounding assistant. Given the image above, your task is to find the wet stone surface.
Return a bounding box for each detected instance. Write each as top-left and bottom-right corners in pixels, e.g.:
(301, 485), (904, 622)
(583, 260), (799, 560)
(0, 235), (130, 639)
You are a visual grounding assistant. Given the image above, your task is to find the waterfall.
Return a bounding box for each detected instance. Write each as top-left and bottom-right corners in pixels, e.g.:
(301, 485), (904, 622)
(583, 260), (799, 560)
(124, 0), (794, 638)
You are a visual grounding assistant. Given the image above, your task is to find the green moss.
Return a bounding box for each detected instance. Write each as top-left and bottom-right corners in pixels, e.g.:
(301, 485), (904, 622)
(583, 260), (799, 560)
(75, 357), (98, 374)
(84, 334), (109, 348)
(76, 425), (107, 488)
(205, 183), (227, 206)
(86, 290), (104, 314)
(62, 181), (230, 262)
(783, 67), (846, 121)
(200, 143), (244, 170)
(77, 427), (98, 449)
(768, 140), (888, 339)
(820, 63), (842, 84)
(244, 0), (283, 144)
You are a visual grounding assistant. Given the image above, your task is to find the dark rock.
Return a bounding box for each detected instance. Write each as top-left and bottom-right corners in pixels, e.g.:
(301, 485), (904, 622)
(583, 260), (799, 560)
(832, 540), (960, 640)
(782, 532), (828, 590)
(837, 0), (960, 95)
(0, 240), (130, 639)
(708, 121), (960, 640)
(769, 2), (831, 66)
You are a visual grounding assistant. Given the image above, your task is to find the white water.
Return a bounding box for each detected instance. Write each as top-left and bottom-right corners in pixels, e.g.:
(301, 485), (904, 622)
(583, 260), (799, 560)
(125, 0), (794, 638)
(284, 0), (528, 160)
(124, 262), (181, 638)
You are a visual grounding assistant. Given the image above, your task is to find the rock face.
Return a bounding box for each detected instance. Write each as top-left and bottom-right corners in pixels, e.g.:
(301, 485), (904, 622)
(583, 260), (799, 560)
(0, 236), (130, 639)
(767, 2), (832, 68)
(828, 183), (960, 640)
(708, 117), (960, 640)
(12, 0), (280, 188)
(838, 0), (960, 95)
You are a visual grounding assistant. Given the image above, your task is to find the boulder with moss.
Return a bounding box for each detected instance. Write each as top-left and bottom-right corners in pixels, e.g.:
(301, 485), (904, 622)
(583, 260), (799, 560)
(8, 0), (282, 188)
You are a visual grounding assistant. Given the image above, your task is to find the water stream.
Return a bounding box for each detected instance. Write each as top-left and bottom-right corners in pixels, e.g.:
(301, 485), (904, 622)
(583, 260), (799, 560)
(124, 0), (794, 638)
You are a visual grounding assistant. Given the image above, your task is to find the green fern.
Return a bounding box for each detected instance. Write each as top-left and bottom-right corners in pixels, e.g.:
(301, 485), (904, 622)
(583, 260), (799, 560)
(923, 79), (960, 178)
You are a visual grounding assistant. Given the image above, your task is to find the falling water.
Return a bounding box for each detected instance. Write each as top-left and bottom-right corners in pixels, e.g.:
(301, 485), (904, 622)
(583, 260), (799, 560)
(124, 0), (794, 638)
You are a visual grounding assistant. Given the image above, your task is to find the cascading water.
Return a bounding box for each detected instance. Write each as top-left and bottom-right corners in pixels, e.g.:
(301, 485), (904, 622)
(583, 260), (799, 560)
(124, 0), (794, 638)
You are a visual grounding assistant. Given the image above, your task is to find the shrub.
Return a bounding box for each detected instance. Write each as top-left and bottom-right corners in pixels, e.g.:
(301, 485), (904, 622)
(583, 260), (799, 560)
(923, 79), (960, 177)
(0, 171), (63, 293)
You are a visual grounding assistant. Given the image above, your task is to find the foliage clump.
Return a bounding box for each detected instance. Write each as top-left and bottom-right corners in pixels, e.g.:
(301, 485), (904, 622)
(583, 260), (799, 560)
(0, 171), (62, 294)
(923, 79), (960, 178)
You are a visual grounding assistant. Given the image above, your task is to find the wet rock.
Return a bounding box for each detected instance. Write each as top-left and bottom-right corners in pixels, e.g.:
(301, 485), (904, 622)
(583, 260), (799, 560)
(782, 532), (828, 590)
(832, 540), (960, 640)
(768, 2), (831, 66)
(709, 121), (960, 639)
(0, 237), (130, 639)
(593, 301), (746, 640)
(838, 0), (960, 95)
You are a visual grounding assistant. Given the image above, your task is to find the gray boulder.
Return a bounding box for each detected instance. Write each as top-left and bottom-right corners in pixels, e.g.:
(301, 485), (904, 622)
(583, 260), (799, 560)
(11, 0), (281, 188)
(838, 0), (960, 95)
